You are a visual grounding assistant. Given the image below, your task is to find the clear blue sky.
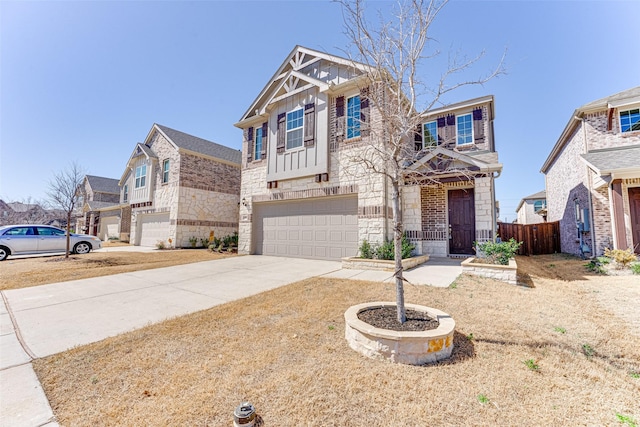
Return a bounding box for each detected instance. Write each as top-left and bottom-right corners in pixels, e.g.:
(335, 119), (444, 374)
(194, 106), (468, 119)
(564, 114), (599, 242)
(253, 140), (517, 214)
(1, 0), (638, 221)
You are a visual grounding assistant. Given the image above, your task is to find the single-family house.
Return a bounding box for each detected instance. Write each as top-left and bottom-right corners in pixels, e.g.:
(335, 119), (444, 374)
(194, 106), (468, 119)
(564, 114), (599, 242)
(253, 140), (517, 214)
(119, 123), (242, 247)
(76, 175), (121, 239)
(515, 190), (547, 224)
(234, 46), (502, 261)
(541, 86), (640, 256)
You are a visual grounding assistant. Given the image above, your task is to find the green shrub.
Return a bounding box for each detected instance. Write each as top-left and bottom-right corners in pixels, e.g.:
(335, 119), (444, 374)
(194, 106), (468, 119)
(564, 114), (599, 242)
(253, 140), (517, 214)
(631, 263), (640, 275)
(200, 237), (210, 247)
(475, 238), (522, 265)
(359, 240), (374, 259)
(358, 236), (415, 260)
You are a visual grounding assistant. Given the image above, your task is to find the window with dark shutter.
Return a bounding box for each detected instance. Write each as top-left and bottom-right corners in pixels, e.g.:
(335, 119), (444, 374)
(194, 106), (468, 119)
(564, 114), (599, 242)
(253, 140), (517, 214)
(336, 96), (345, 117)
(473, 108), (485, 143)
(276, 113), (286, 153)
(437, 117), (446, 144)
(335, 96), (345, 142)
(304, 103), (315, 147)
(261, 122), (268, 158)
(246, 127), (254, 162)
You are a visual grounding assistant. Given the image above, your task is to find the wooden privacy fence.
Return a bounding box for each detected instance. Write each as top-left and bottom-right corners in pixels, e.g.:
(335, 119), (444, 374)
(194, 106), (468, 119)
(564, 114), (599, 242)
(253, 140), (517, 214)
(497, 221), (561, 256)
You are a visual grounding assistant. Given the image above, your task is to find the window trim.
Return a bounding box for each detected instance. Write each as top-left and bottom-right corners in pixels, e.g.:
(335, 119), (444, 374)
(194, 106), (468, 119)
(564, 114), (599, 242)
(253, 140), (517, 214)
(456, 113), (473, 146)
(162, 159), (170, 184)
(422, 120), (438, 148)
(135, 164), (147, 189)
(533, 200), (546, 213)
(346, 94), (361, 139)
(254, 127), (263, 160)
(123, 184), (129, 202)
(619, 107), (640, 133)
(286, 108), (304, 150)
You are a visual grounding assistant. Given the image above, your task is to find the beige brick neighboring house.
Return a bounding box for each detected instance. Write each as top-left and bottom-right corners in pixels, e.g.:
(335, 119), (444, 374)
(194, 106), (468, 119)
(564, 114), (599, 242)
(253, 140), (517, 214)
(234, 46), (502, 261)
(119, 124), (241, 247)
(75, 175), (121, 239)
(515, 190), (547, 224)
(541, 86), (640, 256)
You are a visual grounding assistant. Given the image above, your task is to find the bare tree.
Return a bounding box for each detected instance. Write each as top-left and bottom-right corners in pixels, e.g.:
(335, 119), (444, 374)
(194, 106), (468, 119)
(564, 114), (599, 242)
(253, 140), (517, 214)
(338, 0), (505, 322)
(47, 162), (85, 258)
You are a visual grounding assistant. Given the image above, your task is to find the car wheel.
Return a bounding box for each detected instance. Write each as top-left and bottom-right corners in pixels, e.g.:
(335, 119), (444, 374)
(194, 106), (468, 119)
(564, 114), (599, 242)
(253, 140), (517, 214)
(73, 242), (92, 255)
(0, 246), (8, 261)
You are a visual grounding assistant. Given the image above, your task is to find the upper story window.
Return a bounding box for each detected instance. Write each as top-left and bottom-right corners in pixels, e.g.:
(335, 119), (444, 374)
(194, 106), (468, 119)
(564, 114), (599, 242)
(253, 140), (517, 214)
(255, 127), (263, 160)
(620, 108), (640, 132)
(456, 113), (473, 145)
(423, 121), (438, 148)
(534, 200), (546, 212)
(135, 164), (147, 189)
(162, 159), (170, 184)
(123, 184), (129, 202)
(286, 109), (304, 149)
(347, 95), (361, 139)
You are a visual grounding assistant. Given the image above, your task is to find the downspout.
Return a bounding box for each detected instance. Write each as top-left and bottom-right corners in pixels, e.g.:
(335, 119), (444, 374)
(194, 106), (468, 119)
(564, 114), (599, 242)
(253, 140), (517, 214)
(576, 114), (596, 257)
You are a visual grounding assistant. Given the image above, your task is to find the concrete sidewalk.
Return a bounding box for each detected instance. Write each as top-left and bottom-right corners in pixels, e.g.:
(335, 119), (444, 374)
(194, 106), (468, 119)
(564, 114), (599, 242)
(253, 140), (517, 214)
(0, 255), (461, 426)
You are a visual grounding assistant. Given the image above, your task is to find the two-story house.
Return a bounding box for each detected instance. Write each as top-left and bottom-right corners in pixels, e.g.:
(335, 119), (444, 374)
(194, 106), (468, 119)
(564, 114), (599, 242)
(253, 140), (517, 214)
(76, 175), (121, 239)
(541, 86), (640, 256)
(119, 124), (242, 247)
(235, 46), (502, 261)
(515, 190), (547, 224)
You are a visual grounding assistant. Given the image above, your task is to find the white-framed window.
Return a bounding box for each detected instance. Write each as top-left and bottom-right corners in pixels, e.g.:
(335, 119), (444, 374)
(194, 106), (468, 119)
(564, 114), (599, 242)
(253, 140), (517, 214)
(123, 184), (129, 202)
(456, 113), (473, 145)
(534, 200), (546, 212)
(135, 164), (146, 189)
(347, 95), (361, 139)
(423, 120), (438, 148)
(162, 159), (170, 184)
(620, 107), (640, 133)
(255, 127), (263, 160)
(286, 108), (304, 149)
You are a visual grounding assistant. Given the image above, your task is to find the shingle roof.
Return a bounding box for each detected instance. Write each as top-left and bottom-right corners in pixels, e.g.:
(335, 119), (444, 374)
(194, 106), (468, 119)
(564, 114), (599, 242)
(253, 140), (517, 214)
(581, 144), (640, 173)
(155, 124), (241, 164)
(579, 86), (640, 111)
(85, 175), (119, 194)
(522, 190), (546, 200)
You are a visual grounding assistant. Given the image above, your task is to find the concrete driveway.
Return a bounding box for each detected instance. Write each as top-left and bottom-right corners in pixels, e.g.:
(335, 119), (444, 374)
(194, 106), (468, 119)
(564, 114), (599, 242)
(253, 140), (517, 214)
(0, 254), (461, 426)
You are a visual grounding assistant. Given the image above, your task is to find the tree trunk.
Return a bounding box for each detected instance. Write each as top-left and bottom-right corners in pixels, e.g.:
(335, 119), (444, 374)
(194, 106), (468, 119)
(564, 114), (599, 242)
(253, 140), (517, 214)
(66, 212), (71, 258)
(391, 179), (406, 323)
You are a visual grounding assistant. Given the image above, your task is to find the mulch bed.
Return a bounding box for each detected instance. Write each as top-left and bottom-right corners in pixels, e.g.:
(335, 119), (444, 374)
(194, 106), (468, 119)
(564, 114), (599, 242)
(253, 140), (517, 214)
(357, 306), (439, 331)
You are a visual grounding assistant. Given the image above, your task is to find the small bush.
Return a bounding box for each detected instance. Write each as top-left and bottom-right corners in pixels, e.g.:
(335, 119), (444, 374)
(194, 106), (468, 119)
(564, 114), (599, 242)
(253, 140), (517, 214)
(604, 248), (638, 269)
(632, 263), (640, 275)
(156, 240), (166, 250)
(189, 236), (198, 247)
(359, 240), (374, 259)
(585, 260), (607, 274)
(475, 238), (522, 265)
(200, 237), (210, 247)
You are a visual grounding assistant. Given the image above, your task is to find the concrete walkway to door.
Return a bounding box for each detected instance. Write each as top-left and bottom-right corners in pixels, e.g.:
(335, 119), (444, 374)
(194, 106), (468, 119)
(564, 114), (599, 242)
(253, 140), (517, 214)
(0, 255), (462, 426)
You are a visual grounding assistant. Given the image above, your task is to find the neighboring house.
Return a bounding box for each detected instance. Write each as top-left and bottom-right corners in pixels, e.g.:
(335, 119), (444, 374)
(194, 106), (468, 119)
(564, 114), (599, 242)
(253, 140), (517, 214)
(541, 86), (640, 256)
(515, 190), (547, 224)
(119, 123), (241, 247)
(75, 175), (121, 240)
(234, 46), (502, 261)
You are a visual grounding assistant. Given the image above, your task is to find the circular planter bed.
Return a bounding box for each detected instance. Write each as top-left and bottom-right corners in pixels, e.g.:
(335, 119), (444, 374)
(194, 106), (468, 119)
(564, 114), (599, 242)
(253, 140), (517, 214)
(344, 302), (455, 365)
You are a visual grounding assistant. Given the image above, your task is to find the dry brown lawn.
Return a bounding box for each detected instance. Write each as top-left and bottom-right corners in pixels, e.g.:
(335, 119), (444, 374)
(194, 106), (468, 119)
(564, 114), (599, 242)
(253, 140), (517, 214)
(0, 249), (233, 291)
(32, 254), (640, 426)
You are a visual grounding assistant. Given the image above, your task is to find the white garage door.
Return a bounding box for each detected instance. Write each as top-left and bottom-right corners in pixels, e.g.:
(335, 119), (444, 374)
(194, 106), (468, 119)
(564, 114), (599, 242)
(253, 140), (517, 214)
(99, 217), (120, 241)
(137, 213), (170, 247)
(253, 196), (358, 261)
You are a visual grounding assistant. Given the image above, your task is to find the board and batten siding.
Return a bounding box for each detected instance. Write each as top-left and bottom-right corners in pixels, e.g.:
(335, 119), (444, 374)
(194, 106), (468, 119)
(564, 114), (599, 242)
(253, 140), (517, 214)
(266, 87), (329, 182)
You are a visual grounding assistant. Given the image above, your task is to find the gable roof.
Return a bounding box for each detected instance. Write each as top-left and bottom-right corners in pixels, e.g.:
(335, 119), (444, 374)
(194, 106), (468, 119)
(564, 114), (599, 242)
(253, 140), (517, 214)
(85, 200), (120, 211)
(581, 144), (640, 177)
(152, 124), (241, 165)
(541, 86), (640, 174)
(85, 175), (119, 194)
(516, 190), (546, 212)
(236, 45), (370, 126)
(407, 146), (502, 177)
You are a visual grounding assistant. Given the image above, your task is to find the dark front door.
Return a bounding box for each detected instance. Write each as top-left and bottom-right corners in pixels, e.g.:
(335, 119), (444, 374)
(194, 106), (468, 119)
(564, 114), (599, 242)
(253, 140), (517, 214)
(630, 187), (640, 254)
(448, 189), (475, 255)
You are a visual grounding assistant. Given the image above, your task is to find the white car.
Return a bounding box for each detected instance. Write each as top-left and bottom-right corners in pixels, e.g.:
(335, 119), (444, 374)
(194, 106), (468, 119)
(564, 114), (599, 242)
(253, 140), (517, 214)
(0, 224), (102, 261)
